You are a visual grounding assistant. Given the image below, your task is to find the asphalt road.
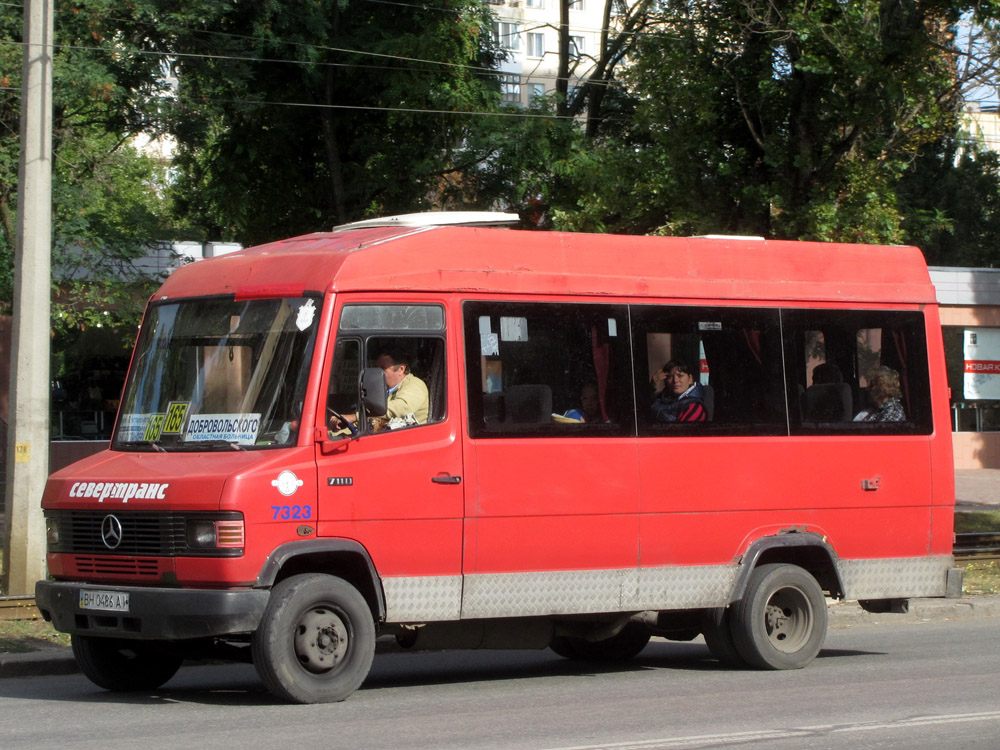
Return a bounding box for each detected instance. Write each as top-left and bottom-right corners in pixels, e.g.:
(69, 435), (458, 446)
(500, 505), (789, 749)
(1, 618), (998, 750)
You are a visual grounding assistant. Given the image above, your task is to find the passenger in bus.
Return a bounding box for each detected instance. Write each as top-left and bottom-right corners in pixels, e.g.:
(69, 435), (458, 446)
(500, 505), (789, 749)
(331, 350), (429, 431)
(563, 381), (604, 422)
(803, 363), (850, 422)
(854, 366), (905, 422)
(651, 360), (707, 422)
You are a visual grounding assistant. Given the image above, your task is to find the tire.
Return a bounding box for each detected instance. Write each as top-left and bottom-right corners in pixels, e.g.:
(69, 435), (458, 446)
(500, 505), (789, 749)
(252, 574), (376, 704)
(728, 563), (828, 670)
(71, 635), (183, 691)
(700, 607), (746, 667)
(549, 623), (651, 662)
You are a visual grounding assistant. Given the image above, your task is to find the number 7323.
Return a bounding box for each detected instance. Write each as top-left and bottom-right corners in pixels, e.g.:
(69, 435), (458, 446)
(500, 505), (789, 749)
(271, 505), (312, 520)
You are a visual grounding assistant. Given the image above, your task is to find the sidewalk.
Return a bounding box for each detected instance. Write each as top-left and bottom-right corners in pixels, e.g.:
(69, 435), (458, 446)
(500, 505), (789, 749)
(955, 468), (1000, 509)
(3, 595), (1000, 679)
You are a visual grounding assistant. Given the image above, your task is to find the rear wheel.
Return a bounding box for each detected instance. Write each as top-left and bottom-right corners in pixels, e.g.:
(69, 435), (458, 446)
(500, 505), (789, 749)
(550, 623), (651, 661)
(728, 563), (827, 670)
(71, 635), (183, 691)
(252, 574), (376, 704)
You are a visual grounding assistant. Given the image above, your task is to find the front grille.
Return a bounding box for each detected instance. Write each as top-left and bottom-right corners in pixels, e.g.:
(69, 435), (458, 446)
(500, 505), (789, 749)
(72, 555), (161, 578)
(46, 510), (242, 557)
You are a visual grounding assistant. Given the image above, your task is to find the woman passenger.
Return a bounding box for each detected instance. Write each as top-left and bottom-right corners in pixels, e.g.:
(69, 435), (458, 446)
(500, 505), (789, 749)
(651, 360), (707, 422)
(855, 366), (906, 422)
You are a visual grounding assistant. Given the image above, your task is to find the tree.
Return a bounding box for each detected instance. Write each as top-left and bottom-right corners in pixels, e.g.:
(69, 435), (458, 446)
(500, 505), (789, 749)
(1, 0), (179, 332)
(161, 0), (504, 243)
(591, 0), (969, 241)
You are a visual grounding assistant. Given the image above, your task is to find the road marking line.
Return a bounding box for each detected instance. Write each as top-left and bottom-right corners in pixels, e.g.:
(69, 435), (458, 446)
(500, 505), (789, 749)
(543, 711), (1000, 750)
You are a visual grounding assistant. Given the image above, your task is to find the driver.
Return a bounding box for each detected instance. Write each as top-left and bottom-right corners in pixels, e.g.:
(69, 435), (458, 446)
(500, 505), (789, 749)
(373, 351), (429, 425)
(331, 350), (429, 431)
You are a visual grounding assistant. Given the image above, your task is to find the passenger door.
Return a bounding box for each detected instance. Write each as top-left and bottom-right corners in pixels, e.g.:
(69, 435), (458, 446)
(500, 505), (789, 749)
(459, 301), (641, 619)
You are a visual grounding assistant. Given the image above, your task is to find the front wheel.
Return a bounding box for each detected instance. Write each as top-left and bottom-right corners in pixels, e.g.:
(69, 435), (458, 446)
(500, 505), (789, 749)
(728, 563), (828, 670)
(700, 607), (745, 667)
(252, 574), (376, 704)
(71, 635), (183, 691)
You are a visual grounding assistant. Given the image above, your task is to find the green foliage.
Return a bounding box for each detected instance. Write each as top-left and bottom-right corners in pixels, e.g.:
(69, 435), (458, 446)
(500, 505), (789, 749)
(491, 0), (1000, 257)
(160, 0), (504, 243)
(0, 0), (178, 332)
(594, 0), (966, 240)
(899, 137), (1000, 267)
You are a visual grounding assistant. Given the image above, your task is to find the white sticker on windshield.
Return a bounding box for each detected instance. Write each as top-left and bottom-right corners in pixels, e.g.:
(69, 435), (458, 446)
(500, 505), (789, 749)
(184, 413), (261, 445)
(296, 299), (316, 331)
(118, 414), (154, 442)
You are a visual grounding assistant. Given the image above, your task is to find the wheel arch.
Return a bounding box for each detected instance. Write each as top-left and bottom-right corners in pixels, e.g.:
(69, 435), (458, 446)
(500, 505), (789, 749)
(728, 533), (844, 605)
(256, 540), (386, 623)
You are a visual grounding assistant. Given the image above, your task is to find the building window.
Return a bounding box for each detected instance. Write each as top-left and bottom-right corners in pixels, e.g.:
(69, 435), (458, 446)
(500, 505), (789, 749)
(527, 32), (545, 58)
(530, 83), (546, 100)
(492, 22), (521, 52)
(526, 0), (544, 7)
(500, 74), (522, 103)
(569, 0), (584, 9)
(569, 35), (585, 59)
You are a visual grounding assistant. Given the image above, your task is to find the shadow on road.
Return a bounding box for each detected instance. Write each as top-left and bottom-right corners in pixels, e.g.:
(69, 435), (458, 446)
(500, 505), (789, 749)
(0, 639), (880, 707)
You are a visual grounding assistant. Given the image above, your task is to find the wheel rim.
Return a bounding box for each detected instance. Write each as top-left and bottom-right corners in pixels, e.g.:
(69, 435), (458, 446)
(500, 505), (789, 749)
(293, 605), (349, 674)
(763, 585), (813, 654)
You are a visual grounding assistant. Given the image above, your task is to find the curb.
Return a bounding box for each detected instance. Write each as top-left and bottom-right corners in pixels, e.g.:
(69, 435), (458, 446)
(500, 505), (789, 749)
(0, 647), (78, 679)
(827, 594), (1000, 627)
(3, 596), (999, 680)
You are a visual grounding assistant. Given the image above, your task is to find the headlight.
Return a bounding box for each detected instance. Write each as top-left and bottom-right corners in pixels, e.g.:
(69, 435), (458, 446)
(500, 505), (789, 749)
(186, 518), (245, 550)
(186, 519), (217, 548)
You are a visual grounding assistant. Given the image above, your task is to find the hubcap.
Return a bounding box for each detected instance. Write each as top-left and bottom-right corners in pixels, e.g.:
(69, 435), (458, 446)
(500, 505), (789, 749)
(763, 586), (812, 653)
(294, 606), (349, 674)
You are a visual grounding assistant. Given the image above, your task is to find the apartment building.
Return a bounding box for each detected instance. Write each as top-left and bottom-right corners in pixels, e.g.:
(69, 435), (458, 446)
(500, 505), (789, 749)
(488, 0), (608, 106)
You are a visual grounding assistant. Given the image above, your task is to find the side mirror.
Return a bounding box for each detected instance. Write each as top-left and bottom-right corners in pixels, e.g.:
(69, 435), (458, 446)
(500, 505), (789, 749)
(361, 367), (388, 418)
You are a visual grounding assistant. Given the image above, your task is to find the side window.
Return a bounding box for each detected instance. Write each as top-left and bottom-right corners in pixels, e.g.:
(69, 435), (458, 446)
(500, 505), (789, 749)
(463, 301), (633, 437)
(632, 305), (786, 436)
(326, 304), (446, 437)
(783, 310), (932, 434)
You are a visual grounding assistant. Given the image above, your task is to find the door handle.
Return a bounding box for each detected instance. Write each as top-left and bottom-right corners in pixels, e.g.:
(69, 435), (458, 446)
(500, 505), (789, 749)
(431, 475), (462, 485)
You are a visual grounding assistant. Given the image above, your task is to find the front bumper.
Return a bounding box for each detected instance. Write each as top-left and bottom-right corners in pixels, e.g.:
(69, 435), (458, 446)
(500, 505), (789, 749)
(35, 580), (269, 640)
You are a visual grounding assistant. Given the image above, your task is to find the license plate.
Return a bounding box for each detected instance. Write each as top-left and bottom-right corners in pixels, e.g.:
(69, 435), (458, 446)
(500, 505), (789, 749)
(79, 589), (130, 613)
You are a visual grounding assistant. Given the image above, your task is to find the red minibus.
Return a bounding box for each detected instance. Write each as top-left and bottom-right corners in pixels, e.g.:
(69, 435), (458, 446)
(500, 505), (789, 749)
(36, 213), (961, 703)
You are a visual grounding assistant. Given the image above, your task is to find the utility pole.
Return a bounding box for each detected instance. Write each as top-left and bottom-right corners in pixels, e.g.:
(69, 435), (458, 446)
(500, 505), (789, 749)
(3, 0), (53, 595)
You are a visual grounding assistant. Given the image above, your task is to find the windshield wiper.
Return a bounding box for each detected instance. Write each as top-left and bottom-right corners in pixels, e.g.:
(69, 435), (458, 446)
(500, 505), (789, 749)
(117, 441), (167, 453)
(177, 440), (244, 451)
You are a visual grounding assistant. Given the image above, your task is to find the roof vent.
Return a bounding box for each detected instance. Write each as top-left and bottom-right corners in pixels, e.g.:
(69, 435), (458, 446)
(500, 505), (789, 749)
(334, 211), (521, 231)
(693, 234), (766, 241)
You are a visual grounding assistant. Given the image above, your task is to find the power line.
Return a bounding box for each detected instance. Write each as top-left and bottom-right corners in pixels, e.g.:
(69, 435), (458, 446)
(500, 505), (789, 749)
(0, 1), (638, 87)
(0, 37), (624, 90)
(169, 92), (581, 119)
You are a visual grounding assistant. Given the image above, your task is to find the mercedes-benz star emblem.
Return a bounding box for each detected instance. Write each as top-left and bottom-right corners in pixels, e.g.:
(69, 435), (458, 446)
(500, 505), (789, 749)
(101, 514), (123, 550)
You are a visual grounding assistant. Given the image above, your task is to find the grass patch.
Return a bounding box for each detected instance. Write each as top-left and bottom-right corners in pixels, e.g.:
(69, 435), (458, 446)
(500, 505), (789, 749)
(0, 618), (70, 654)
(963, 560), (1000, 595)
(954, 509), (1000, 533)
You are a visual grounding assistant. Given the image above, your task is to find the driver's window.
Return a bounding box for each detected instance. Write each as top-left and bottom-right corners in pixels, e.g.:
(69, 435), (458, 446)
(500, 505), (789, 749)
(326, 301), (447, 437)
(326, 338), (361, 438)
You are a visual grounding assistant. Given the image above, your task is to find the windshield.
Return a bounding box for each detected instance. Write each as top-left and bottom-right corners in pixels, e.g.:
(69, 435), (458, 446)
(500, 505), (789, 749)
(113, 296), (321, 451)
